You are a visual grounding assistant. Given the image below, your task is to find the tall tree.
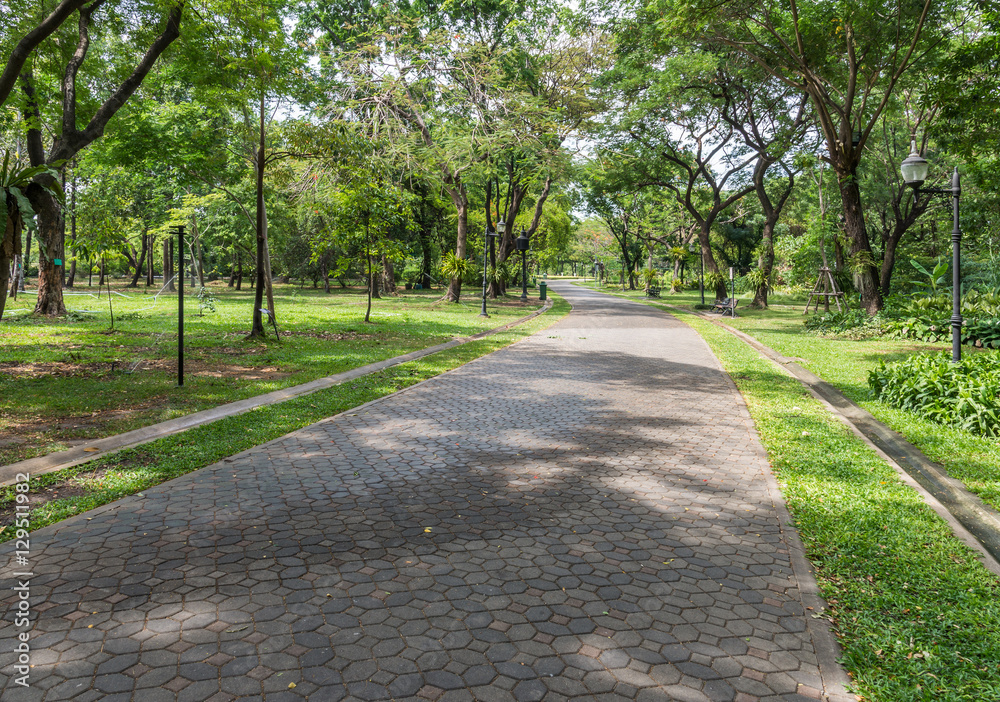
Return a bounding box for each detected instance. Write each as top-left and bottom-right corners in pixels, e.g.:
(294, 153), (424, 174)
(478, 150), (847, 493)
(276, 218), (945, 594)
(16, 0), (184, 315)
(656, 0), (971, 312)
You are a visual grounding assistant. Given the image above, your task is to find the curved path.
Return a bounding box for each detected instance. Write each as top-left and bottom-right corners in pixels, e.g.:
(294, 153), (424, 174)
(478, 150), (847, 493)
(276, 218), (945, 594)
(2, 283), (850, 702)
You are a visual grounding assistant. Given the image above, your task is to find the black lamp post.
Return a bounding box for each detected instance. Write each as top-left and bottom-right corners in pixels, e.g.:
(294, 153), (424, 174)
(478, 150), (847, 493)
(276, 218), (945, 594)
(480, 221), (503, 317)
(172, 224), (186, 386)
(901, 140), (962, 362)
(516, 227), (530, 302)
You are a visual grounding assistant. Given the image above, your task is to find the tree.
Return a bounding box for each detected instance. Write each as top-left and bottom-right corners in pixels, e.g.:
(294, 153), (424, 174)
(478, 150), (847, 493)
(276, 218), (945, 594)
(578, 164), (646, 290)
(1, 152), (63, 321)
(710, 68), (811, 307)
(16, 0), (184, 315)
(658, 0), (970, 312)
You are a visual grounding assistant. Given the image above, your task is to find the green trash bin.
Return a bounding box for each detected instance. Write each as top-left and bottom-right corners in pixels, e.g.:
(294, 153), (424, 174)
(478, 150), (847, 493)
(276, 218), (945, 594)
(539, 281), (547, 301)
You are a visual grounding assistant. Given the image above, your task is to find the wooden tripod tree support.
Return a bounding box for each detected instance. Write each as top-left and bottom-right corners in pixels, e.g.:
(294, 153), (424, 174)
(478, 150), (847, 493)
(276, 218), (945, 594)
(804, 266), (848, 314)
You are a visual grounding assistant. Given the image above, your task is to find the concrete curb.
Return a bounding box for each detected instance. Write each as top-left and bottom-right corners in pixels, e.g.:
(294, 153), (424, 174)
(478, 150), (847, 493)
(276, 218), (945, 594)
(669, 303), (1000, 577)
(1, 298), (553, 487)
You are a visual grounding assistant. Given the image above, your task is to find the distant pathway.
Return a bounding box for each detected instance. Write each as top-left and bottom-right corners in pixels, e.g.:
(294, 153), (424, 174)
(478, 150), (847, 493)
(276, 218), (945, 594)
(1, 282), (850, 701)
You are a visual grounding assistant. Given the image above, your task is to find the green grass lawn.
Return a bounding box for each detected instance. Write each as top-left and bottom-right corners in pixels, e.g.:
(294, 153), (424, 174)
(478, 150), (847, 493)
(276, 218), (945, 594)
(1, 279), (542, 464)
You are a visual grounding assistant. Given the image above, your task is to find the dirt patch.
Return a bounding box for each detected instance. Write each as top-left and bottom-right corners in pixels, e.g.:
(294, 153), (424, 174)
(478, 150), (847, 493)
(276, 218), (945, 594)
(0, 361), (122, 379)
(0, 473), (95, 538)
(0, 359), (291, 381)
(280, 330), (377, 341)
(135, 359), (292, 380)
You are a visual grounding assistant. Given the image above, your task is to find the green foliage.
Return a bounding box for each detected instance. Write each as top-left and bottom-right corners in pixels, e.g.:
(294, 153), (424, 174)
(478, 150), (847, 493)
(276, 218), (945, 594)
(742, 267), (771, 293)
(869, 352), (1000, 438)
(704, 270), (727, 291)
(1, 151), (64, 231)
(909, 258), (950, 295)
(440, 252), (473, 281)
(196, 287), (217, 316)
(804, 310), (885, 338)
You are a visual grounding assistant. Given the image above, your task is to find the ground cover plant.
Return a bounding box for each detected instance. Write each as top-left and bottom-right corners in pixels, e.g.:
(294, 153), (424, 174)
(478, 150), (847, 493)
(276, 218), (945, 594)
(676, 309), (1000, 701)
(0, 295), (569, 539)
(0, 280), (542, 464)
(869, 352), (1000, 437)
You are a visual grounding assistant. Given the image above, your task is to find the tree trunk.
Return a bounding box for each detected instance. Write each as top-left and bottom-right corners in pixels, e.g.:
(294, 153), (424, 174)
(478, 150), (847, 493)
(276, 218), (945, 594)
(7, 255), (19, 300)
(381, 254), (396, 295)
(752, 223), (776, 308)
(162, 238), (175, 291)
(1, 202), (22, 321)
(445, 198), (468, 302)
(365, 222), (374, 322)
(837, 176), (882, 313)
(29, 191), (65, 315)
(128, 230), (147, 287)
(249, 92), (268, 339)
(697, 224), (726, 300)
(236, 252), (243, 291)
(146, 235), (155, 286)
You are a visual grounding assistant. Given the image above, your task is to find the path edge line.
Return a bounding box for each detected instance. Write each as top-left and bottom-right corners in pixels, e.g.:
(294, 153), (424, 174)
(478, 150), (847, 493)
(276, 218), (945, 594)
(1, 298), (553, 487)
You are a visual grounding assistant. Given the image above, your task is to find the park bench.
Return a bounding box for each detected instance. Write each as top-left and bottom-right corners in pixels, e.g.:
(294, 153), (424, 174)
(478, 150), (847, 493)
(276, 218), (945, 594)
(710, 297), (739, 317)
(646, 286), (661, 298)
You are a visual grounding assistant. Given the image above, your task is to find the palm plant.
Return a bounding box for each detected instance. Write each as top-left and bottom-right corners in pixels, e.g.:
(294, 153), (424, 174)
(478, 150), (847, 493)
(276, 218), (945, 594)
(2, 151), (64, 320)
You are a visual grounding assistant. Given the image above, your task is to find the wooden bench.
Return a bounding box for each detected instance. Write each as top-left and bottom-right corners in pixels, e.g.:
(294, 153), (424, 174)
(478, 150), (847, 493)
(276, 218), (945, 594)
(710, 297), (739, 316)
(646, 286), (661, 298)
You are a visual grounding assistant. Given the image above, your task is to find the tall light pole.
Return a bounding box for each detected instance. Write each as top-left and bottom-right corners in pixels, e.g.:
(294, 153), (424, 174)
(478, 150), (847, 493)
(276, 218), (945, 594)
(901, 141), (962, 362)
(516, 227), (529, 302)
(172, 224), (186, 386)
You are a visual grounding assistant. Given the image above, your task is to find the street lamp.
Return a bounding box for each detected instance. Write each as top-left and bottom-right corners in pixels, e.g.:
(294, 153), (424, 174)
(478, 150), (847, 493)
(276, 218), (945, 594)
(479, 221), (503, 317)
(901, 140), (962, 362)
(516, 227), (530, 302)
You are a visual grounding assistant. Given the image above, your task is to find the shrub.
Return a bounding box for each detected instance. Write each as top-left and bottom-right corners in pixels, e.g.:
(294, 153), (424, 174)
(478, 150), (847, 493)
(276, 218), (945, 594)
(804, 309), (884, 338)
(869, 351), (1000, 437)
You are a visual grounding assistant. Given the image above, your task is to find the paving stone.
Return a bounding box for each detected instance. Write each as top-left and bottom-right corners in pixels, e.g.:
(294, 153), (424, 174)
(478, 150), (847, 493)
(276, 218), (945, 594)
(0, 283), (844, 701)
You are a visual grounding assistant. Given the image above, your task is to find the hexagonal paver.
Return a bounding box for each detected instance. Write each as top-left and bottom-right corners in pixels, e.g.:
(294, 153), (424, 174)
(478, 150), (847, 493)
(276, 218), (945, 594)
(0, 283), (849, 701)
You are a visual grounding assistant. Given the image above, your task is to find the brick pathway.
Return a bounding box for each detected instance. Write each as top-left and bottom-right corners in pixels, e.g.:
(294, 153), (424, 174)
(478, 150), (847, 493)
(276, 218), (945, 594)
(1, 283), (848, 701)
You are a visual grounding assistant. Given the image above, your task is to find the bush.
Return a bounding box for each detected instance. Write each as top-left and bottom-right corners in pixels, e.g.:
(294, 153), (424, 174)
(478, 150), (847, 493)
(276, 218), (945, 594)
(804, 309), (885, 338)
(869, 351), (1000, 437)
